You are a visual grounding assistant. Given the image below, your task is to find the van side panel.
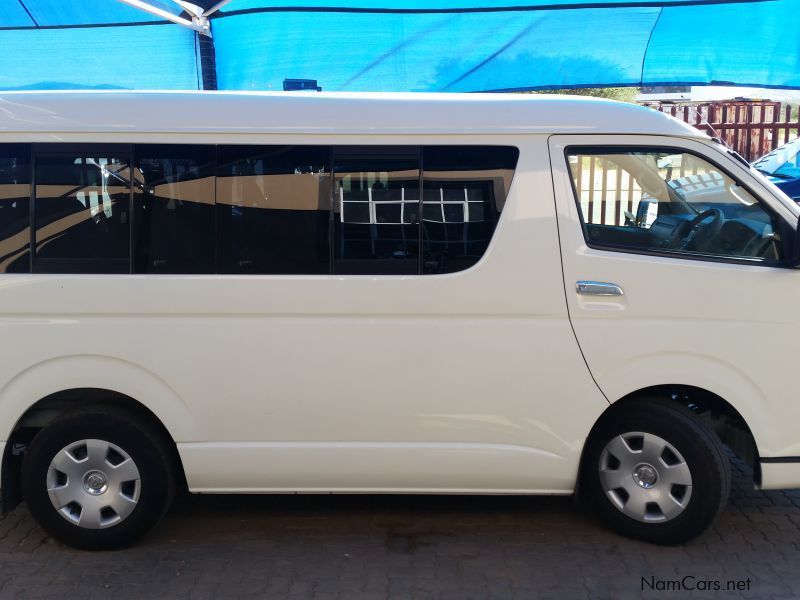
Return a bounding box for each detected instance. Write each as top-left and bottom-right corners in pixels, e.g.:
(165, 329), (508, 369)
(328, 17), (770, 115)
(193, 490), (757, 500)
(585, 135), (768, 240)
(0, 135), (608, 493)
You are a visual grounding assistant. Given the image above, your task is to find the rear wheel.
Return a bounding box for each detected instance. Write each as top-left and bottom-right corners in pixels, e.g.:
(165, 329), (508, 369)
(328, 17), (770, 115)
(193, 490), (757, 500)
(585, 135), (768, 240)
(583, 398), (730, 545)
(21, 406), (176, 550)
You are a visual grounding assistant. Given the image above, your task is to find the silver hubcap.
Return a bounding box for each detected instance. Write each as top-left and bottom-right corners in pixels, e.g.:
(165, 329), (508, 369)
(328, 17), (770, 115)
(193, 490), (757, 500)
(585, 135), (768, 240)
(82, 470), (108, 495)
(599, 431), (692, 523)
(632, 463), (658, 488)
(46, 439), (141, 529)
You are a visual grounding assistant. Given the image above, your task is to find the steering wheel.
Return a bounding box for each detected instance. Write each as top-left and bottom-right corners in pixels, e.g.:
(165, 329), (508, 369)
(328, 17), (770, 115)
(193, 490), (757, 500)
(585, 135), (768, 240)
(673, 208), (725, 251)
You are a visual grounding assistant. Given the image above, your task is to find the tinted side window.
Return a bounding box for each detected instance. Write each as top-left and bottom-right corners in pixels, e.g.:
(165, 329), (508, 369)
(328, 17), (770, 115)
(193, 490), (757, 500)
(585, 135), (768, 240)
(133, 145), (215, 274)
(567, 148), (784, 263)
(0, 144), (31, 273)
(19, 143), (521, 275)
(34, 150), (131, 273)
(422, 146), (519, 274)
(217, 146), (330, 274)
(333, 147), (420, 274)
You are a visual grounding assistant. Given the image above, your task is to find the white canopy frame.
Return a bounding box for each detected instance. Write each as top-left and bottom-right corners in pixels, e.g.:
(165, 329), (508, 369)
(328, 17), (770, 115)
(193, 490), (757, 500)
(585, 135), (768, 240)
(116, 0), (232, 36)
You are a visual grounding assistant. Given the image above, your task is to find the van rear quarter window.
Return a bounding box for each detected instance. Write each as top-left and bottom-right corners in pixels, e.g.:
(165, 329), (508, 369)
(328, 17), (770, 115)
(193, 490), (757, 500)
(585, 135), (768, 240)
(423, 146), (518, 274)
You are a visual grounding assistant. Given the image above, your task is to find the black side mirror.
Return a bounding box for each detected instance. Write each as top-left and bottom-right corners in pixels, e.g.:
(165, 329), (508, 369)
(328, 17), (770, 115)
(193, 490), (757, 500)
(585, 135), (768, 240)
(623, 210), (636, 226)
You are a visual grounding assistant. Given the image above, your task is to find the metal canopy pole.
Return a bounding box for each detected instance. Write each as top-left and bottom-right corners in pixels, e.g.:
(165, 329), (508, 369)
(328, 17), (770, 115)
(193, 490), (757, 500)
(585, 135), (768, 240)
(116, 0), (233, 89)
(196, 28), (218, 90)
(116, 0), (209, 35)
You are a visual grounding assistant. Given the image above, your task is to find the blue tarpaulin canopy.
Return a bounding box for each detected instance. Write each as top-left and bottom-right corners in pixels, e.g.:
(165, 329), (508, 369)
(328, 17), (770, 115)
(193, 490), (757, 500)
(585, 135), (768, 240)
(1, 0), (798, 92)
(0, 1), (202, 90)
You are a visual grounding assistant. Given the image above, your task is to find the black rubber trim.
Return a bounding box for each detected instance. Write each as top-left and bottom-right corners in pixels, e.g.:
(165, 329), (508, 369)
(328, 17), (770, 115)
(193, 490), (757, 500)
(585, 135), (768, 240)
(1, 0), (776, 31)
(215, 0), (776, 18)
(760, 456), (800, 464)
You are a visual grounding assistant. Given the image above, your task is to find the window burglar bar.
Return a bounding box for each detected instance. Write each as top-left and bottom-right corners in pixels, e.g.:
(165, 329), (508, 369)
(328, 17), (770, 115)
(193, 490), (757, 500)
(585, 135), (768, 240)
(340, 185), (486, 225)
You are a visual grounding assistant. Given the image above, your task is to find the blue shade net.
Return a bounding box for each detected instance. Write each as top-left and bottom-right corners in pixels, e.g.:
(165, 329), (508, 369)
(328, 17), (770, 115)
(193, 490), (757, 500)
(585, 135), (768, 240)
(0, 0), (798, 91)
(0, 0), (183, 26)
(212, 0), (800, 91)
(0, 0), (199, 90)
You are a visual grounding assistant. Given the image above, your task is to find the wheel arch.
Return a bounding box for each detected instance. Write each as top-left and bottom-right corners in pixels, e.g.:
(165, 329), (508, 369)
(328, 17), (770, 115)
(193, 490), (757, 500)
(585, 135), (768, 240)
(0, 355), (201, 511)
(577, 384), (759, 498)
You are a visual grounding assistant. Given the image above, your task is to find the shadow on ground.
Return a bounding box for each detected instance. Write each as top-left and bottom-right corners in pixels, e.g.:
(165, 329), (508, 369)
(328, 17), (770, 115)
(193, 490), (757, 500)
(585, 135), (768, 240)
(0, 458), (797, 599)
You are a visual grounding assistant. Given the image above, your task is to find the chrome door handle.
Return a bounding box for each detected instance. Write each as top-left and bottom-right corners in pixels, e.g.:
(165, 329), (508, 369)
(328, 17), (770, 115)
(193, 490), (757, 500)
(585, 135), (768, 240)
(575, 281), (624, 296)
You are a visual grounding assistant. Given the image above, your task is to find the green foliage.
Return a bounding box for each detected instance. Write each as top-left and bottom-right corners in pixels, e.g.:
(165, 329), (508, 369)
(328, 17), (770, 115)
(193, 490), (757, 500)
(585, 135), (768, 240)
(526, 87), (640, 103)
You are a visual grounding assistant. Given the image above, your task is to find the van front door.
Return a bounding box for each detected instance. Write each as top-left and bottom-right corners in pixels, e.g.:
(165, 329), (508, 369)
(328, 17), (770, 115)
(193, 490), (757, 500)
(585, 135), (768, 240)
(548, 134), (800, 463)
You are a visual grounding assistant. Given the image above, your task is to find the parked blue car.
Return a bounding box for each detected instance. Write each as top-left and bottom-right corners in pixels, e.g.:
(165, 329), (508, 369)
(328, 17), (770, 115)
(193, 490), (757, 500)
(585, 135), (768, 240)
(752, 137), (800, 201)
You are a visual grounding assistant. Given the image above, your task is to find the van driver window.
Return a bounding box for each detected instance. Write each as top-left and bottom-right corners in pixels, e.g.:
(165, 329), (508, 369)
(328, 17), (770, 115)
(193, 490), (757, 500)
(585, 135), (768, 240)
(566, 148), (784, 263)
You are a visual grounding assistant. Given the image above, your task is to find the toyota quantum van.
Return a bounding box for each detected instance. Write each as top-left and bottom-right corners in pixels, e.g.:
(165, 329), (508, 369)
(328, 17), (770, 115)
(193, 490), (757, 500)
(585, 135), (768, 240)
(0, 91), (797, 549)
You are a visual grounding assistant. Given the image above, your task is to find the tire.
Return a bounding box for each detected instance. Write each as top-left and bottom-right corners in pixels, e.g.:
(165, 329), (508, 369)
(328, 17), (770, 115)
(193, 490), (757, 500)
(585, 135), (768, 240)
(583, 398), (730, 545)
(21, 406), (176, 550)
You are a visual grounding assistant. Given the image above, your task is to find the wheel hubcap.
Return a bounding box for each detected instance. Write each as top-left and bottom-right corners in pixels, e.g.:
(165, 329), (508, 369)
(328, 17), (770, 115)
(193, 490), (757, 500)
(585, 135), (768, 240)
(82, 470), (109, 495)
(46, 439), (141, 529)
(632, 463), (658, 488)
(599, 431), (692, 523)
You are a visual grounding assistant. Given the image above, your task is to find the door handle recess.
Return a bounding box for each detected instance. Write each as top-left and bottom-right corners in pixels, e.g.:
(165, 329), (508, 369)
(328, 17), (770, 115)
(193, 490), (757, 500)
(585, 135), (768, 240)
(575, 281), (624, 296)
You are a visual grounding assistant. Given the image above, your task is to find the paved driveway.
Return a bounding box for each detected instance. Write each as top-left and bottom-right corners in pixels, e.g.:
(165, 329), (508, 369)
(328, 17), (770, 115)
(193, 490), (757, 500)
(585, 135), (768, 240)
(0, 458), (798, 599)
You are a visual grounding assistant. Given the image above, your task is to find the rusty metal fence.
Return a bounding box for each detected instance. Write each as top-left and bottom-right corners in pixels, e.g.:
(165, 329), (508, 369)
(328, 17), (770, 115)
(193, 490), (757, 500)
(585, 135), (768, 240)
(644, 100), (800, 162)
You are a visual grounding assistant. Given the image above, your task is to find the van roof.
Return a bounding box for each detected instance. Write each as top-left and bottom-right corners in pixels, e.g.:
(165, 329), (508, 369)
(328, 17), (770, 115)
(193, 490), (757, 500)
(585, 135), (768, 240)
(0, 90), (705, 138)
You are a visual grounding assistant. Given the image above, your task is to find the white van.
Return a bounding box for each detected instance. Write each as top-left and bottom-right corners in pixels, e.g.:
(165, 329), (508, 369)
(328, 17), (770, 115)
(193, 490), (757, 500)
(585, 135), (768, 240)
(0, 91), (797, 550)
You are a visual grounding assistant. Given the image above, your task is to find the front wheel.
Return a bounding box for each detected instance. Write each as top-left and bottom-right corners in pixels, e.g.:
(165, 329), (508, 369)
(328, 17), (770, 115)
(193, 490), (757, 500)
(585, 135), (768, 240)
(21, 406), (176, 550)
(583, 398), (731, 545)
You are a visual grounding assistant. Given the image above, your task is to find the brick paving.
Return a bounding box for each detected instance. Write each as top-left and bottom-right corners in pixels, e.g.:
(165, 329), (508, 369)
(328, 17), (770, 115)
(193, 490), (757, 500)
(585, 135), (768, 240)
(0, 457), (798, 599)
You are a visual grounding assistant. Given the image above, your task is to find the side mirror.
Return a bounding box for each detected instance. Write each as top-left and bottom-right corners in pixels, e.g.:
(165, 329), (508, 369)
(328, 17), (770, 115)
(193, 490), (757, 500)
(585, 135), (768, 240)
(623, 210), (636, 226)
(636, 199), (659, 229)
